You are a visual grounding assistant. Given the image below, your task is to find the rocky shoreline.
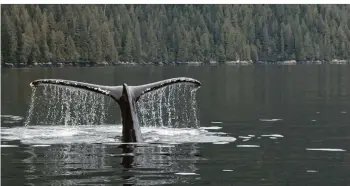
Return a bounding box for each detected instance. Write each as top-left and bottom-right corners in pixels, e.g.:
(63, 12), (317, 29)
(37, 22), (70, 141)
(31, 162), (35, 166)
(2, 59), (349, 68)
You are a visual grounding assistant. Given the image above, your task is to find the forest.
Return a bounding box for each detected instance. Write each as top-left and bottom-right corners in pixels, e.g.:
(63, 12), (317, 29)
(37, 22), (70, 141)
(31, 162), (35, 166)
(1, 5), (350, 65)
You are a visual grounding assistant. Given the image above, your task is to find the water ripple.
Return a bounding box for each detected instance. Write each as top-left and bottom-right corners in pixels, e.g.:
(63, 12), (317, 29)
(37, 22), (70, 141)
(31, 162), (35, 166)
(1, 125), (236, 145)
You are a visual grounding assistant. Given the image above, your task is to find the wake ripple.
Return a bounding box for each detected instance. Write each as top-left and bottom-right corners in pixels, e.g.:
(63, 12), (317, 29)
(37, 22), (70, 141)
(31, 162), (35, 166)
(1, 125), (236, 145)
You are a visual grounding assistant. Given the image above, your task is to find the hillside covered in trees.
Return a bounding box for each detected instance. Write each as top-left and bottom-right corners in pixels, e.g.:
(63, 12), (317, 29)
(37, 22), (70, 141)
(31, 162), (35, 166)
(1, 5), (350, 65)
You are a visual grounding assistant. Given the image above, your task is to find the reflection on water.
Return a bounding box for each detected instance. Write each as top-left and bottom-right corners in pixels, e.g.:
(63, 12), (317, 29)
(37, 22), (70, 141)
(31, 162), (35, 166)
(2, 65), (350, 186)
(22, 143), (201, 185)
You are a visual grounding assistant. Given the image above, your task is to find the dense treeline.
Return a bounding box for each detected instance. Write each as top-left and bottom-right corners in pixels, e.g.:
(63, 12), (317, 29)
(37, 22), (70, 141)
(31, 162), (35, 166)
(1, 5), (350, 65)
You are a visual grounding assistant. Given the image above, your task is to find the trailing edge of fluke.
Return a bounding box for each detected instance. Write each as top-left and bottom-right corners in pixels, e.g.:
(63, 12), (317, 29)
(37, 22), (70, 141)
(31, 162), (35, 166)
(29, 77), (201, 144)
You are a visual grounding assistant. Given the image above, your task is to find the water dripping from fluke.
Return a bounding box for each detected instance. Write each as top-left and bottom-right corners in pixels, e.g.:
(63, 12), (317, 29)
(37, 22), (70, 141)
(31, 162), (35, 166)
(24, 88), (37, 127)
(15, 77), (237, 145)
(23, 84), (111, 127)
(136, 84), (200, 128)
(25, 82), (200, 127)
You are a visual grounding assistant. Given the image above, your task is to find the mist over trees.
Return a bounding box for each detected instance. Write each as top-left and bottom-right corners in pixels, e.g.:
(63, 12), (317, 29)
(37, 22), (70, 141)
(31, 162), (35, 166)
(1, 5), (350, 65)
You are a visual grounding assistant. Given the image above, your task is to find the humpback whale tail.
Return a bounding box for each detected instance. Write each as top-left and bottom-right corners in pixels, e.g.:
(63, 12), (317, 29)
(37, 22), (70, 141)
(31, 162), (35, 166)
(30, 77), (201, 143)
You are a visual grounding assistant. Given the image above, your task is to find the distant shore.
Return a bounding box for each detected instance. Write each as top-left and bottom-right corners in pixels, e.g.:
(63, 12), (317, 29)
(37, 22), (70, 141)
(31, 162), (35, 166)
(2, 59), (350, 68)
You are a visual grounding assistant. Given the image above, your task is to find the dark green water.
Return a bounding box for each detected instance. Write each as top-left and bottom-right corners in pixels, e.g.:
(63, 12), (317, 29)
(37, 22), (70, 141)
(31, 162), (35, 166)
(1, 64), (350, 186)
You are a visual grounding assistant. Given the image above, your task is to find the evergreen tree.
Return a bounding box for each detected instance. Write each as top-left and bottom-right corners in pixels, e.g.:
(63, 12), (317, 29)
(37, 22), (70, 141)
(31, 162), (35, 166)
(122, 28), (133, 62)
(1, 11), (17, 63)
(1, 5), (350, 65)
(65, 35), (79, 61)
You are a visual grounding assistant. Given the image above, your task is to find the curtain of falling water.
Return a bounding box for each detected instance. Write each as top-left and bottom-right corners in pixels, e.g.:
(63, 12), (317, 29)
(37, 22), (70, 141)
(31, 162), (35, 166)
(24, 83), (200, 128)
(24, 85), (111, 126)
(136, 84), (200, 128)
(24, 88), (37, 126)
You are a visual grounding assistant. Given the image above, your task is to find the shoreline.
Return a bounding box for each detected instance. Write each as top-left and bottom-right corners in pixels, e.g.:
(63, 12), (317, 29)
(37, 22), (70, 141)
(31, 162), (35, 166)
(1, 59), (349, 68)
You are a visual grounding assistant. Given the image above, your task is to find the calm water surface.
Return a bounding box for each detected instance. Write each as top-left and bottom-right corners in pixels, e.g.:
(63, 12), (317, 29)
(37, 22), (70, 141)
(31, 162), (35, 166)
(1, 64), (350, 186)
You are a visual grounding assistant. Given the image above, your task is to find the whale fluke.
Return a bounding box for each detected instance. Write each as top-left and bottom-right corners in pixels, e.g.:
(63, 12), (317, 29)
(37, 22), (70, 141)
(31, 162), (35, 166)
(30, 79), (123, 102)
(29, 77), (201, 143)
(132, 77), (201, 101)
